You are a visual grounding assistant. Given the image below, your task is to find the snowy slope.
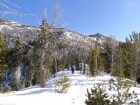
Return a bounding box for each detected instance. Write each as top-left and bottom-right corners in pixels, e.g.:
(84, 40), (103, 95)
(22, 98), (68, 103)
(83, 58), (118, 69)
(0, 18), (107, 49)
(0, 70), (139, 105)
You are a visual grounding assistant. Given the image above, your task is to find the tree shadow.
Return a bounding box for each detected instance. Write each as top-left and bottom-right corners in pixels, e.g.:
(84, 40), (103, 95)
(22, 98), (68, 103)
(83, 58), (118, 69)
(16, 88), (55, 96)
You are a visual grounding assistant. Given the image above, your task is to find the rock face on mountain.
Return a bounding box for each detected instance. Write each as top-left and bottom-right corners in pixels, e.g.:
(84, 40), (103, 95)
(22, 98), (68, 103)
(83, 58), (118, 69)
(0, 18), (107, 48)
(89, 33), (107, 44)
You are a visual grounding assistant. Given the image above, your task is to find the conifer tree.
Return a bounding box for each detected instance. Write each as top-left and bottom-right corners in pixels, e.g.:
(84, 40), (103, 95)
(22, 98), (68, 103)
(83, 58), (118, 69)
(89, 47), (100, 76)
(27, 54), (38, 86)
(35, 10), (55, 88)
(103, 38), (112, 73)
(9, 35), (23, 91)
(129, 32), (140, 86)
(35, 5), (64, 88)
(113, 42), (125, 78)
(0, 32), (9, 81)
(123, 38), (135, 80)
(38, 11), (49, 88)
(103, 36), (117, 74)
(98, 52), (106, 73)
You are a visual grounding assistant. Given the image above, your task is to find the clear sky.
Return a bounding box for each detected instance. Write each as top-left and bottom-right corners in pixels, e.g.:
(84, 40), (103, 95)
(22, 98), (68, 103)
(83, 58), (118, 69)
(0, 0), (140, 42)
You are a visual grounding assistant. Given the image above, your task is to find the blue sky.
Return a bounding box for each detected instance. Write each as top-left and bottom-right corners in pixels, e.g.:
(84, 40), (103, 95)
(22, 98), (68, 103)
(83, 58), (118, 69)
(1, 0), (140, 41)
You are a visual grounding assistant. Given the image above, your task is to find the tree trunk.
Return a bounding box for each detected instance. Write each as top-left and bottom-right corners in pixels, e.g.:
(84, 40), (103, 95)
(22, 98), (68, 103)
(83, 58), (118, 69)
(54, 57), (57, 78)
(95, 56), (98, 75)
(10, 65), (21, 91)
(39, 48), (46, 88)
(110, 47), (114, 75)
(134, 49), (138, 87)
(83, 63), (85, 74)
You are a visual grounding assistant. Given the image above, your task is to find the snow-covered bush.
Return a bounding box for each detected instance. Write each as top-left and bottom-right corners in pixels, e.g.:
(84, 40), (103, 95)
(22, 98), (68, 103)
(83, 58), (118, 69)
(55, 71), (70, 93)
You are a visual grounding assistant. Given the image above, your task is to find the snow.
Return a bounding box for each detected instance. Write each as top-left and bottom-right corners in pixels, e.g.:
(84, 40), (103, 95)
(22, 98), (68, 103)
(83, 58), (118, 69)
(0, 25), (14, 30)
(0, 70), (140, 105)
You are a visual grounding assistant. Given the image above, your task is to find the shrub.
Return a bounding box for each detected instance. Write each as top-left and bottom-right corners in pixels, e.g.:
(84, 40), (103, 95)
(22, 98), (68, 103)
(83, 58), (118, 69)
(109, 78), (138, 104)
(55, 71), (70, 93)
(85, 83), (111, 105)
(85, 78), (138, 105)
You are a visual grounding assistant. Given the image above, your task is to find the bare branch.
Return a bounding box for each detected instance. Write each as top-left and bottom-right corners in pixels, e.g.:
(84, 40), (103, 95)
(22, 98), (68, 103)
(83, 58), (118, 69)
(0, 0), (35, 16)
(0, 10), (35, 17)
(3, 0), (21, 8)
(50, 4), (66, 28)
(0, 1), (18, 13)
(35, 14), (42, 25)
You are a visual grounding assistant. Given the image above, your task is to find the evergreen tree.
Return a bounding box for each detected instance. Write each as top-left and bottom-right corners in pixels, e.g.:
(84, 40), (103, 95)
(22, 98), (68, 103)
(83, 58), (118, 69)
(9, 35), (23, 91)
(55, 71), (70, 93)
(112, 39), (135, 80)
(35, 10), (54, 88)
(103, 36), (117, 74)
(129, 32), (140, 86)
(123, 38), (135, 80)
(0, 32), (9, 81)
(27, 54), (38, 86)
(98, 52), (106, 73)
(89, 47), (100, 76)
(113, 42), (125, 78)
(103, 38), (112, 73)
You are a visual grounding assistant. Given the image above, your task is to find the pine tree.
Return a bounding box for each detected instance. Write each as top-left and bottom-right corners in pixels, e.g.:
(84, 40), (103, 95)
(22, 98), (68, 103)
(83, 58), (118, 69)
(129, 32), (140, 86)
(123, 38), (135, 80)
(98, 52), (106, 73)
(35, 10), (54, 88)
(103, 38), (112, 73)
(55, 71), (70, 93)
(27, 54), (38, 86)
(85, 83), (111, 105)
(113, 42), (125, 78)
(0, 32), (9, 81)
(9, 35), (23, 91)
(103, 36), (117, 74)
(89, 47), (100, 76)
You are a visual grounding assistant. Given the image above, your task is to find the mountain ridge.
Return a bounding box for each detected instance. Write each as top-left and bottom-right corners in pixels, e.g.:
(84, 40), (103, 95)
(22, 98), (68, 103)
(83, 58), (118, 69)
(0, 18), (107, 48)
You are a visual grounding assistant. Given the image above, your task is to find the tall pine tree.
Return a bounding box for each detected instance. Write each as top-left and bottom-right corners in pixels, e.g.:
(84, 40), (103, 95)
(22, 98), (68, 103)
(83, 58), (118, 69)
(89, 47), (100, 76)
(35, 10), (55, 88)
(9, 36), (23, 91)
(0, 32), (9, 81)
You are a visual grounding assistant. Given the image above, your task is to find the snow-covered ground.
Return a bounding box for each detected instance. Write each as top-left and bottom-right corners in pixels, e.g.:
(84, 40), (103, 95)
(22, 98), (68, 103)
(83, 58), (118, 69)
(0, 70), (140, 105)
